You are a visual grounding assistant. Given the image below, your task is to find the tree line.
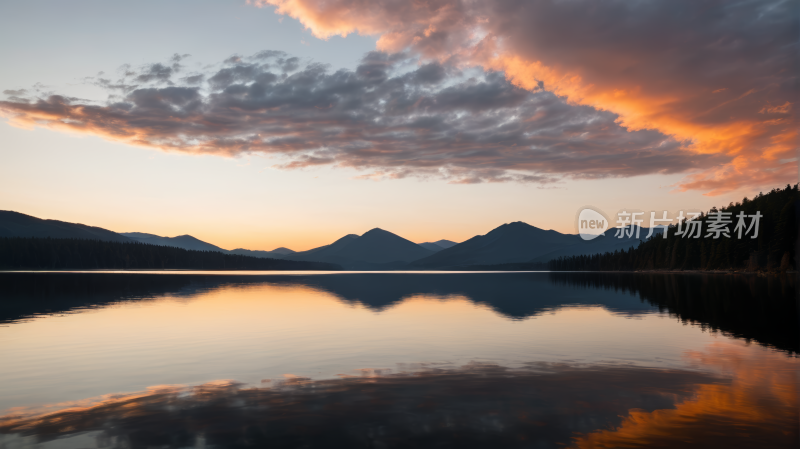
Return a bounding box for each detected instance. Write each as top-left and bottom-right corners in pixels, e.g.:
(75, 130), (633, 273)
(549, 184), (798, 272)
(0, 238), (340, 270)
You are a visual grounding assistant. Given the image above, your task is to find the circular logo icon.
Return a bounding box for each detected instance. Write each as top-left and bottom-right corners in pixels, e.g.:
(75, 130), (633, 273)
(577, 207), (609, 240)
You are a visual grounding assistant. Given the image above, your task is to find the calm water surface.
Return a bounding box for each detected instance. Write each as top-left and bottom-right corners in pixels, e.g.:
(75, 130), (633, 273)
(0, 272), (796, 448)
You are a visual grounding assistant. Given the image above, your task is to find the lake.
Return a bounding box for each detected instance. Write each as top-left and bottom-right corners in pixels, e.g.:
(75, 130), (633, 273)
(0, 271), (796, 448)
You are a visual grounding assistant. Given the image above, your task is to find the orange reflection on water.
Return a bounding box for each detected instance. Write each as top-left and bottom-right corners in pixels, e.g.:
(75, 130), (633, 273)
(569, 342), (798, 448)
(0, 341), (796, 448)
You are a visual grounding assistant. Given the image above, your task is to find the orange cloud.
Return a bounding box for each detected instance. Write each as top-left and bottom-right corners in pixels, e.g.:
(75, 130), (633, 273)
(252, 0), (798, 194)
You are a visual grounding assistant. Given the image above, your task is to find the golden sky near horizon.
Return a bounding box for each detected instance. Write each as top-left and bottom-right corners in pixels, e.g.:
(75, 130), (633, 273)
(0, 0), (795, 251)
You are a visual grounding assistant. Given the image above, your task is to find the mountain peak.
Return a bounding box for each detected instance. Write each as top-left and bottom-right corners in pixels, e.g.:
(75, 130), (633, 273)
(412, 221), (573, 267)
(336, 234), (360, 242)
(433, 239), (457, 248)
(333, 228), (433, 263)
(271, 247), (295, 255)
(358, 228), (416, 241)
(488, 221), (542, 237)
(504, 221), (533, 228)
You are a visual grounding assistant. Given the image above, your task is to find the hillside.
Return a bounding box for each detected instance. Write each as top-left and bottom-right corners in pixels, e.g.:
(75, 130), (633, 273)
(121, 232), (226, 252)
(0, 237), (340, 271)
(228, 248), (294, 259)
(0, 211), (131, 243)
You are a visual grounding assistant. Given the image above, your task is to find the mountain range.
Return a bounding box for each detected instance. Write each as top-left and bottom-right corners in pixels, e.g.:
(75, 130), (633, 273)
(121, 232), (227, 252)
(121, 232), (296, 259)
(419, 240), (457, 252)
(410, 222), (654, 268)
(282, 228), (436, 269)
(0, 210), (653, 270)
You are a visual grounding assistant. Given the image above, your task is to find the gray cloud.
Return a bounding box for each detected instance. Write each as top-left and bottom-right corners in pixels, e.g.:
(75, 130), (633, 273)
(0, 51), (722, 184)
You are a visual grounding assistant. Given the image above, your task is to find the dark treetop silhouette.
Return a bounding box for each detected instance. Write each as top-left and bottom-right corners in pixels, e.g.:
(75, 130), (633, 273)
(550, 184), (798, 272)
(0, 238), (340, 271)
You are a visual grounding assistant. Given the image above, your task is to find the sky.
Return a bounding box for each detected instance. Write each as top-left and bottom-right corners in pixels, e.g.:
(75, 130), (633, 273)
(0, 0), (796, 251)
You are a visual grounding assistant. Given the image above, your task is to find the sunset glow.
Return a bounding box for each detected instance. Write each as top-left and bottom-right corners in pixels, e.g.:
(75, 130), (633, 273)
(1, 1), (795, 250)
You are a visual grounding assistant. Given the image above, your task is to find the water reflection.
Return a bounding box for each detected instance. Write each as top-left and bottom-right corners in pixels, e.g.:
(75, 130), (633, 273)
(571, 342), (798, 448)
(0, 272), (795, 353)
(1, 272), (797, 448)
(549, 272), (798, 353)
(0, 342), (795, 449)
(0, 272), (656, 322)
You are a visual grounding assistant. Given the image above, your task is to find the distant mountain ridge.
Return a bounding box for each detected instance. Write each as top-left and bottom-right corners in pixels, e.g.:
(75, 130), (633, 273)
(0, 211), (300, 260)
(411, 222), (653, 269)
(412, 222), (576, 267)
(418, 240), (457, 252)
(271, 247), (296, 255)
(527, 225), (663, 263)
(294, 234), (360, 259)
(0, 237), (340, 271)
(228, 248), (296, 259)
(0, 211), (132, 243)
(121, 233), (226, 252)
(433, 240), (457, 249)
(0, 210), (653, 270)
(122, 233), (299, 259)
(418, 242), (445, 252)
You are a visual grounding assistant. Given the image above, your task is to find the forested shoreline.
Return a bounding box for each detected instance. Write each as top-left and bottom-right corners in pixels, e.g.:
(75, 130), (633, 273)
(550, 184), (798, 272)
(0, 238), (340, 271)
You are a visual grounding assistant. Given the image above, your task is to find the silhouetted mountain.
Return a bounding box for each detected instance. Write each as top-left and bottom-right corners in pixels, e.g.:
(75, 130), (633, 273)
(2, 210), (662, 271)
(228, 248), (292, 259)
(528, 225), (661, 263)
(418, 242), (445, 252)
(418, 239), (458, 252)
(285, 229), (433, 268)
(271, 247), (295, 255)
(411, 222), (655, 269)
(336, 229), (434, 263)
(433, 239), (457, 249)
(0, 211), (131, 242)
(0, 212), (336, 268)
(121, 232), (226, 252)
(0, 237), (340, 271)
(123, 234), (298, 259)
(412, 222), (575, 267)
(286, 234), (359, 260)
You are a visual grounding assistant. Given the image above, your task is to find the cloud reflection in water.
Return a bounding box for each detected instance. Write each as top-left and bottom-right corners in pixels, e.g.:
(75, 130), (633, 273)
(0, 342), (795, 449)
